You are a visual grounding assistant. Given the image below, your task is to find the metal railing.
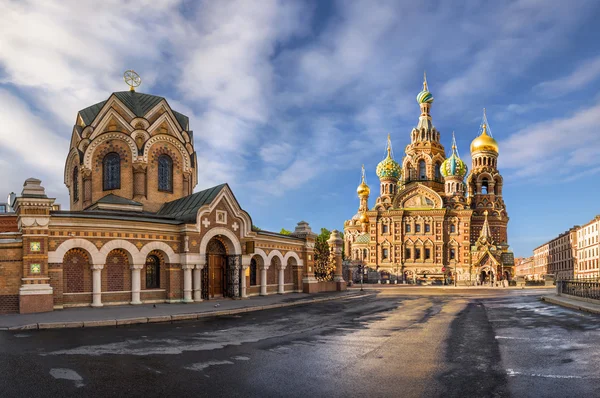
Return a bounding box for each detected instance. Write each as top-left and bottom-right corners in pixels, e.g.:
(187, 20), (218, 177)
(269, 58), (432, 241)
(558, 280), (600, 301)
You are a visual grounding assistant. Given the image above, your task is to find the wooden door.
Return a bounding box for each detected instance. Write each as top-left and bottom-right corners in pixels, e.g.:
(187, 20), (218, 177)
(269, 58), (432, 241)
(209, 254), (224, 298)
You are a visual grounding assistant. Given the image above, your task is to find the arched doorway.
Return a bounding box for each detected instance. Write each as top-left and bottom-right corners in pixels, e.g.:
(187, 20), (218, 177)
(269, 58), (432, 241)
(206, 238), (227, 298)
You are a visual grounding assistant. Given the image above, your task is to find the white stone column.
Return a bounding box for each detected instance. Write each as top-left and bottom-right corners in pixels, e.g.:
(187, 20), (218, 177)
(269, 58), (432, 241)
(182, 264), (193, 303)
(130, 264), (143, 305)
(278, 266), (285, 294)
(260, 267), (268, 296)
(91, 264), (104, 308)
(193, 264), (203, 302)
(241, 255), (251, 299)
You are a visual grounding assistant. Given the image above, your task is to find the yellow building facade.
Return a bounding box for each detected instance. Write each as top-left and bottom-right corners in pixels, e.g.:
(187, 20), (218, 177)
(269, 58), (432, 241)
(344, 76), (514, 285)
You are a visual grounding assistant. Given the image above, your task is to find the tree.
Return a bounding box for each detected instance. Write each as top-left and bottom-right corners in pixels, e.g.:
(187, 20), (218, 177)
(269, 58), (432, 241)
(314, 228), (335, 281)
(252, 224), (261, 231)
(279, 228), (292, 235)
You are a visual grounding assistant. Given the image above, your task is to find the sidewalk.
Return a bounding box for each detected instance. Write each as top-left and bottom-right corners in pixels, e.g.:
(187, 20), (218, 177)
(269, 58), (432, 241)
(348, 284), (555, 290)
(541, 294), (600, 315)
(0, 291), (361, 331)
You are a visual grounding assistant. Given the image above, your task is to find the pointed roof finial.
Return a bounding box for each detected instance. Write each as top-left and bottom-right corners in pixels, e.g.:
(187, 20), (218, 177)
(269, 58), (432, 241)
(423, 70), (428, 91)
(451, 131), (457, 151)
(478, 210), (493, 243)
(361, 164), (366, 183)
(387, 133), (392, 157)
(481, 107), (493, 137)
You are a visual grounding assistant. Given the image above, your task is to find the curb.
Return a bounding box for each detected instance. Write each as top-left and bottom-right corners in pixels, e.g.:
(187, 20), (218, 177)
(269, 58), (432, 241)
(3, 292), (364, 331)
(541, 296), (600, 315)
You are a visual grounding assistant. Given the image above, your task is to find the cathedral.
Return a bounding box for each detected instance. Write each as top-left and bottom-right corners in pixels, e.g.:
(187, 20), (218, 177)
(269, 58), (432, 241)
(0, 73), (334, 315)
(344, 75), (514, 285)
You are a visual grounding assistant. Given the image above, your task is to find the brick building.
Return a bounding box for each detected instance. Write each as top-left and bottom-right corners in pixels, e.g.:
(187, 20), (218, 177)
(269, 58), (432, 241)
(0, 78), (332, 314)
(576, 216), (600, 279)
(515, 256), (534, 279)
(344, 75), (514, 285)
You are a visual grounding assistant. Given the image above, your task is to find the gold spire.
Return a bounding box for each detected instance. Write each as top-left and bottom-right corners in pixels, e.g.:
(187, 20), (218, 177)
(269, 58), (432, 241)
(478, 210), (493, 244)
(386, 133), (392, 157)
(423, 70), (428, 91)
(470, 108), (499, 154)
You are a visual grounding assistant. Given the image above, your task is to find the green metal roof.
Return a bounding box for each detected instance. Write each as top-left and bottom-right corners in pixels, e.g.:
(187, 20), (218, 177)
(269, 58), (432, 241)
(78, 91), (189, 129)
(355, 233), (370, 244)
(95, 194), (142, 206)
(156, 184), (227, 223)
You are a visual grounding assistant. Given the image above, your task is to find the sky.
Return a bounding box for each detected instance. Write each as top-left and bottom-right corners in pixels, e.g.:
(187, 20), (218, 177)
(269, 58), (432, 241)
(1, 0), (600, 257)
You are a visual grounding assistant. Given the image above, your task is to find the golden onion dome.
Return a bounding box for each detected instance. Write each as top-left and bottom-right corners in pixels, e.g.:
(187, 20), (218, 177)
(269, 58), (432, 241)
(357, 181), (370, 197)
(359, 212), (369, 224)
(470, 124), (499, 154)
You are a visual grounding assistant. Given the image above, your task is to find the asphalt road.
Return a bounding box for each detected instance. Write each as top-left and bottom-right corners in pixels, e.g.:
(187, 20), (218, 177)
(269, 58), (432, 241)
(1, 288), (599, 398)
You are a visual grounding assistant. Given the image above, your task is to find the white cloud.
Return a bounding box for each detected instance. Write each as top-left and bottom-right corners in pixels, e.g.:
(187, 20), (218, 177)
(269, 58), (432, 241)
(535, 56), (600, 97)
(499, 102), (600, 181)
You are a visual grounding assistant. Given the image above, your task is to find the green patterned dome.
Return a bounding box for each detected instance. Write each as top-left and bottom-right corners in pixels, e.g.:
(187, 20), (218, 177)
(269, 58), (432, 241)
(441, 134), (467, 178)
(416, 89), (433, 104)
(416, 73), (434, 104)
(355, 233), (370, 244)
(376, 154), (402, 179)
(376, 134), (401, 180)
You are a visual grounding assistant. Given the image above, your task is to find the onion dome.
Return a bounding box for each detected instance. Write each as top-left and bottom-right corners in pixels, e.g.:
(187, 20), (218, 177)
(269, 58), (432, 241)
(471, 109), (499, 154)
(470, 123), (499, 154)
(357, 164), (370, 197)
(376, 134), (402, 180)
(359, 211), (369, 224)
(441, 133), (468, 178)
(416, 72), (434, 104)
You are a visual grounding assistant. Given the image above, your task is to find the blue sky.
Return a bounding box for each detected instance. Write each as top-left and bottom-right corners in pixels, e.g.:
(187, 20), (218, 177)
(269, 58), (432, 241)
(1, 0), (600, 257)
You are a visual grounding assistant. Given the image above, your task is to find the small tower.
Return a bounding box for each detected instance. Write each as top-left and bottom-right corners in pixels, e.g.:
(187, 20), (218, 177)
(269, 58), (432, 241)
(467, 109), (509, 245)
(468, 109), (501, 199)
(440, 132), (468, 197)
(375, 134), (401, 209)
(356, 164), (370, 213)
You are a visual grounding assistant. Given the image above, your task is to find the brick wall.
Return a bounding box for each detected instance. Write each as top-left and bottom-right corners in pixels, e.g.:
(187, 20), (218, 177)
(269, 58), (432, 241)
(105, 249), (128, 292)
(63, 249), (92, 294)
(0, 295), (19, 314)
(0, 243), (22, 297)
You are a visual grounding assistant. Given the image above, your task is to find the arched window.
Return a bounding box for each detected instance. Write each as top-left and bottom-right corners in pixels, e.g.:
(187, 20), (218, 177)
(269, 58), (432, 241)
(363, 249), (368, 259)
(72, 167), (79, 202)
(419, 160), (426, 180)
(103, 152), (121, 190)
(146, 255), (160, 289)
(481, 178), (489, 194)
(250, 258), (258, 286)
(450, 224), (456, 233)
(435, 161), (441, 181)
(158, 154), (173, 192)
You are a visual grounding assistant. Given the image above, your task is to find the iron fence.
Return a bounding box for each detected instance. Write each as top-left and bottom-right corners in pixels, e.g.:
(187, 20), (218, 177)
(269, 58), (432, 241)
(559, 280), (600, 301)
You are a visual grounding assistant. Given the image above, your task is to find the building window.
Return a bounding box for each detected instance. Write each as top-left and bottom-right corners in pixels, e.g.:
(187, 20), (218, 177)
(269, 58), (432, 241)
(103, 152), (121, 190)
(425, 224), (430, 233)
(450, 224), (456, 233)
(250, 258), (258, 286)
(145, 255), (160, 289)
(383, 248), (389, 259)
(425, 248), (431, 259)
(72, 167), (79, 202)
(415, 248), (421, 259)
(405, 248), (411, 259)
(405, 224), (411, 233)
(158, 154), (173, 192)
(382, 224), (389, 234)
(415, 224), (421, 233)
(435, 162), (441, 181)
(0, 205), (5, 213)
(363, 249), (368, 259)
(450, 249), (456, 260)
(419, 160), (426, 180)
(481, 178), (488, 195)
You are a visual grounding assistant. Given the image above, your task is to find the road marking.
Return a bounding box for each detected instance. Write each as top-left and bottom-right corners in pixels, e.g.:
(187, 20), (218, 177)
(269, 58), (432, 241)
(232, 356), (250, 361)
(506, 369), (589, 379)
(49, 368), (84, 387)
(185, 360), (234, 372)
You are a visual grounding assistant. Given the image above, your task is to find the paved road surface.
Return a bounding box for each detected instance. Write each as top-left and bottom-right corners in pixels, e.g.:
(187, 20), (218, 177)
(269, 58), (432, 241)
(1, 288), (598, 397)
